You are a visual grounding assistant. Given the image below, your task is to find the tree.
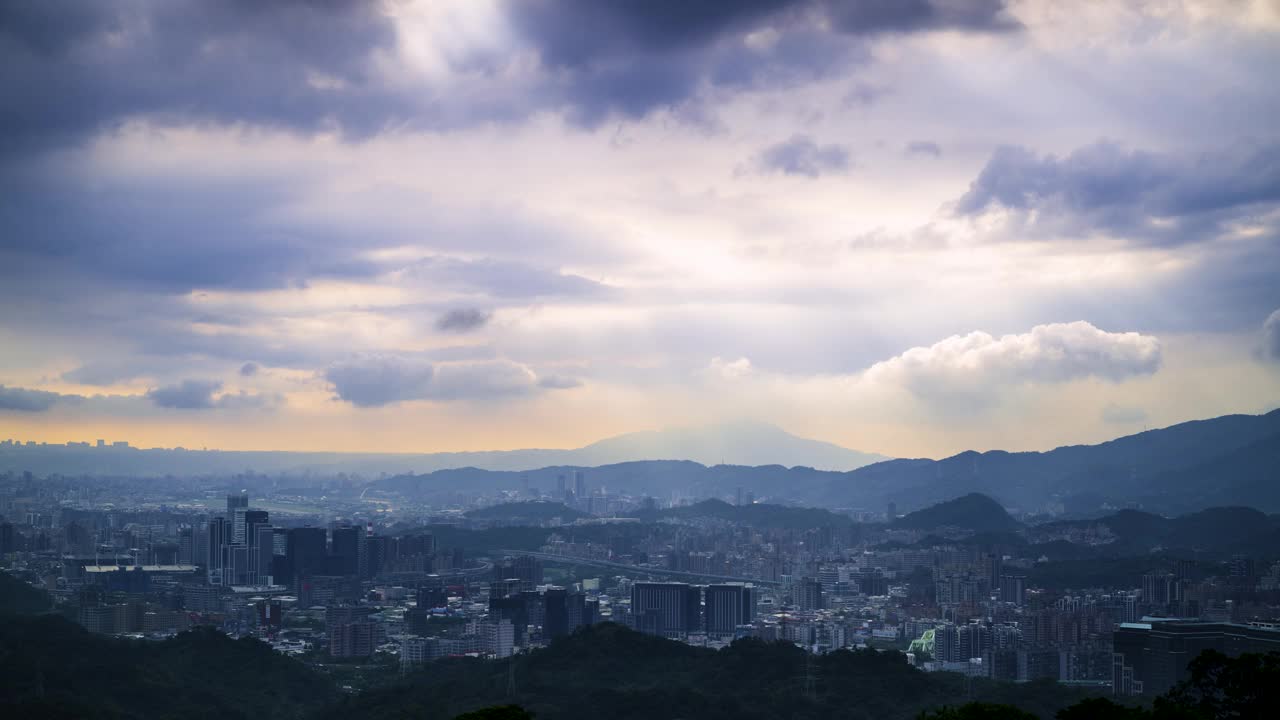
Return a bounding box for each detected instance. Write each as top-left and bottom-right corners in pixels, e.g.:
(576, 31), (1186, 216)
(1055, 697), (1149, 719)
(918, 703), (1037, 720)
(1154, 650), (1280, 719)
(455, 706), (534, 720)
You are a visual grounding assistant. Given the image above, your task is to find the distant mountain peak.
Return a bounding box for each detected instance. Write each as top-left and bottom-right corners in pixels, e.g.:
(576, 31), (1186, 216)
(574, 420), (885, 471)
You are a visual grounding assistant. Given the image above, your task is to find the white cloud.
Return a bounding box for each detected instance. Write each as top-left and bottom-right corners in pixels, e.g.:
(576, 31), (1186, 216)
(861, 321), (1162, 403)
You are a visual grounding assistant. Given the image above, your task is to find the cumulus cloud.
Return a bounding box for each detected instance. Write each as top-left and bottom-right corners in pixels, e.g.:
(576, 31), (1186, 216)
(436, 308), (492, 333)
(1263, 309), (1280, 363)
(955, 141), (1280, 245)
(0, 385), (63, 412)
(146, 379), (223, 409)
(239, 362), (260, 377)
(905, 140), (942, 157)
(324, 356), (542, 407)
(325, 356), (436, 408)
(754, 135), (852, 177)
(144, 379), (278, 410)
(862, 321), (1162, 403)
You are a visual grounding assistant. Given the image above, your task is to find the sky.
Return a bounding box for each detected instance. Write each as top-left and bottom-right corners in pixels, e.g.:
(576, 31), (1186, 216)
(1, 0), (1279, 459)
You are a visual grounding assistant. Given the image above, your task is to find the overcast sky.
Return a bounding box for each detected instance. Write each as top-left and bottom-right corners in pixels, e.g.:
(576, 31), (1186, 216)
(2, 0), (1279, 458)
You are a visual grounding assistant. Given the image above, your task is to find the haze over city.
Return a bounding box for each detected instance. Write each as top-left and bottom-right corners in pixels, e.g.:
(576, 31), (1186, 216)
(2, 1), (1278, 459)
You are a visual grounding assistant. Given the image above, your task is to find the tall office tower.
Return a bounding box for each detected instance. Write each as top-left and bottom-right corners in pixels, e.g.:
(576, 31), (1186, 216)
(573, 471), (586, 500)
(631, 582), (701, 640)
(285, 527), (327, 585)
(363, 534), (388, 580)
(887, 501), (897, 520)
(177, 527), (194, 565)
(736, 487), (743, 507)
(542, 588), (587, 640)
(543, 587), (571, 639)
(704, 584), (755, 637)
(556, 474), (567, 497)
(227, 493), (249, 544)
(797, 577), (825, 611)
(330, 525), (360, 576)
(987, 553), (1004, 595)
(253, 525), (275, 585)
(207, 517), (230, 584)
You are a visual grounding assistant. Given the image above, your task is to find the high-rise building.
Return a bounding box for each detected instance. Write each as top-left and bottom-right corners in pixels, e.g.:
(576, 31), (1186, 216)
(227, 493), (249, 544)
(506, 555), (544, 589)
(1000, 575), (1026, 606)
(330, 525), (360, 576)
(574, 470), (586, 500)
(631, 582), (700, 640)
(285, 527), (327, 585)
(482, 618), (515, 658)
(987, 554), (1004, 596)
(704, 583), (754, 637)
(797, 577), (824, 611)
(1112, 621), (1280, 696)
(330, 622), (375, 658)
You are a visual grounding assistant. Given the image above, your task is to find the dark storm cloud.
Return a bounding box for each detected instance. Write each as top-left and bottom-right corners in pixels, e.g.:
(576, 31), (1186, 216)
(509, 0), (1017, 124)
(0, 385), (64, 412)
(754, 135), (852, 177)
(0, 1), (1019, 152)
(905, 140), (942, 157)
(146, 379), (223, 409)
(436, 308), (492, 333)
(0, 170), (385, 296)
(955, 141), (1280, 244)
(239, 362), (260, 377)
(0, 0), (403, 157)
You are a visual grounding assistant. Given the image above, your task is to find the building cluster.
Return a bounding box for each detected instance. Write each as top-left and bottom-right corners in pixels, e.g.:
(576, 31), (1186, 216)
(2, 468), (1278, 699)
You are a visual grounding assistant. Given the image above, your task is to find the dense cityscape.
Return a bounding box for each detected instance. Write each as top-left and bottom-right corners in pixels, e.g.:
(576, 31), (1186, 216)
(3, 419), (1278, 717)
